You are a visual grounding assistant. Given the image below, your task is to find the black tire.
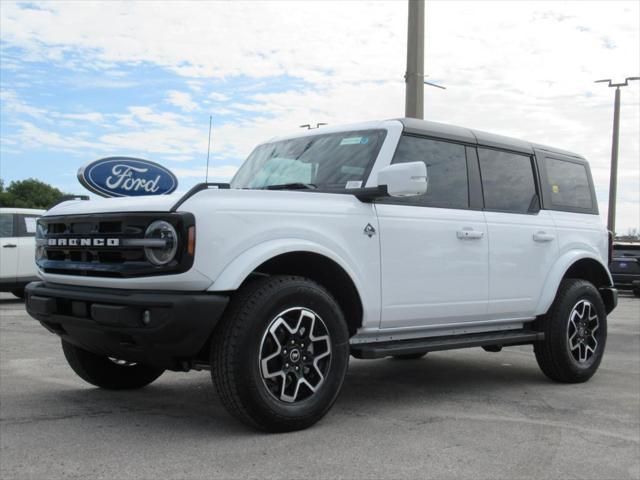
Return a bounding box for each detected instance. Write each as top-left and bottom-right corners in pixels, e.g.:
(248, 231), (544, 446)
(392, 352), (427, 360)
(534, 279), (607, 383)
(11, 287), (25, 299)
(211, 275), (350, 432)
(62, 340), (164, 390)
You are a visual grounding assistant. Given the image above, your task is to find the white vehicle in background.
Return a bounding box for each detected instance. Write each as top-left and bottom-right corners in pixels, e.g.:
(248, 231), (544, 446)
(0, 208), (45, 298)
(25, 119), (617, 432)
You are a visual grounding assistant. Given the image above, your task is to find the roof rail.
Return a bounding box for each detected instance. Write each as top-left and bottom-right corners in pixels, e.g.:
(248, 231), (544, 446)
(170, 182), (230, 212)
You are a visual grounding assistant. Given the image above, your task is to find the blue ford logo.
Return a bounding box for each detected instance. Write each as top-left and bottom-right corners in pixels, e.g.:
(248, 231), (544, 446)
(77, 157), (178, 198)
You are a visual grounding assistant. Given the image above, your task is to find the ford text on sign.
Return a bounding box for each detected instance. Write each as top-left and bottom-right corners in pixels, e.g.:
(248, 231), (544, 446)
(77, 157), (178, 197)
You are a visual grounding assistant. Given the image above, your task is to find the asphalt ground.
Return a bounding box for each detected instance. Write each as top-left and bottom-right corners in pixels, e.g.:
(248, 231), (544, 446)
(1, 292), (638, 479)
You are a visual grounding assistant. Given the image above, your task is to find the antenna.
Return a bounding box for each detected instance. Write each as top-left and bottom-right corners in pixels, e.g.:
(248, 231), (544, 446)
(205, 115), (212, 182)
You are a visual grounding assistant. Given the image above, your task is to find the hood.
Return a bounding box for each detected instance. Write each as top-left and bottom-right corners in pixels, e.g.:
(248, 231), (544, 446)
(44, 193), (182, 216)
(44, 187), (367, 218)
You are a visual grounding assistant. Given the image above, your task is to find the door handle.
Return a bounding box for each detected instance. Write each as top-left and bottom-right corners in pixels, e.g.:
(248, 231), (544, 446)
(457, 229), (484, 240)
(533, 232), (555, 242)
(2, 244), (17, 248)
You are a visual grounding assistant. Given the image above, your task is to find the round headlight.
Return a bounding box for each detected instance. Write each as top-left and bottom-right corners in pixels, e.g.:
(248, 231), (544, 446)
(144, 220), (178, 266)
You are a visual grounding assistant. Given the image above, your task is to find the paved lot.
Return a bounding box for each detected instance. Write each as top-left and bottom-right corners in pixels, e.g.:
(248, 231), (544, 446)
(1, 293), (638, 480)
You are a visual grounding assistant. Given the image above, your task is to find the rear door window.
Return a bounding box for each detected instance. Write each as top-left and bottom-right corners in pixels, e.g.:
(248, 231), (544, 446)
(545, 158), (593, 210)
(478, 148), (538, 214)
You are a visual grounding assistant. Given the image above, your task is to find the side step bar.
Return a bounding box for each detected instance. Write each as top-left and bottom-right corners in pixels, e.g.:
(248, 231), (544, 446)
(350, 329), (544, 359)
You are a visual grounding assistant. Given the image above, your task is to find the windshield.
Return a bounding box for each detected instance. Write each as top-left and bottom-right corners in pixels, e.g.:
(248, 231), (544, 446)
(231, 129), (386, 190)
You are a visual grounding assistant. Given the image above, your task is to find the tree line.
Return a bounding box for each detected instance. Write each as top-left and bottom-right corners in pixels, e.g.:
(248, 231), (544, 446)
(0, 178), (70, 209)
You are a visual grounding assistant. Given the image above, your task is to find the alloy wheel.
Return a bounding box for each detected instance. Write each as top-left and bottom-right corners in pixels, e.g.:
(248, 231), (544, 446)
(259, 307), (332, 403)
(567, 299), (600, 363)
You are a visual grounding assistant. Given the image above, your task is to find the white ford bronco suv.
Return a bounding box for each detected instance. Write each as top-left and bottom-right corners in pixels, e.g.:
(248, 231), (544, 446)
(26, 118), (617, 432)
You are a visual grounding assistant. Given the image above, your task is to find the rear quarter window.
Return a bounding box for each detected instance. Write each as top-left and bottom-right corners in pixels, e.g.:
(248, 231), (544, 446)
(18, 215), (39, 237)
(545, 158), (593, 210)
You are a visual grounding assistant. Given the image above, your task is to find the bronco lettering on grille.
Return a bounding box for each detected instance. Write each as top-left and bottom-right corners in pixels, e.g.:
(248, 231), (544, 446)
(47, 238), (120, 247)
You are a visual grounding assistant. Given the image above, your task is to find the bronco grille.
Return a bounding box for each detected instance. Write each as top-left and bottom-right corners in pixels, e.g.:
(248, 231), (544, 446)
(36, 212), (195, 278)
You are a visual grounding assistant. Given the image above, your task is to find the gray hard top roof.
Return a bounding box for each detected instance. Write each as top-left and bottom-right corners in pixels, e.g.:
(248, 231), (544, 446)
(397, 117), (584, 160)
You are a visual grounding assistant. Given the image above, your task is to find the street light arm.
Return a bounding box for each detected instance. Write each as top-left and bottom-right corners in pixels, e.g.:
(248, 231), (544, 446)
(596, 77), (640, 87)
(424, 80), (446, 90)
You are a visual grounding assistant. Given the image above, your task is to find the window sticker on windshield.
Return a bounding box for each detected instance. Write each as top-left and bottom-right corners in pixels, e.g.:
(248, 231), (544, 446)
(345, 180), (362, 189)
(552, 185), (559, 193)
(340, 136), (369, 146)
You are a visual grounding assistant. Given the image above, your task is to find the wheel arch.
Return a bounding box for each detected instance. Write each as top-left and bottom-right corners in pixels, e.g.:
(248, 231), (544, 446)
(536, 251), (614, 315)
(208, 240), (366, 336)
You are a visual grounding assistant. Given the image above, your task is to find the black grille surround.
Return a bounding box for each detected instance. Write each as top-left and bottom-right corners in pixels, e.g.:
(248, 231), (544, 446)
(37, 212), (195, 278)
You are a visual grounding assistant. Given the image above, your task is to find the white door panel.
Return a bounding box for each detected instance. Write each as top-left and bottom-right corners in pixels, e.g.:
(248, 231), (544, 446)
(485, 210), (558, 317)
(15, 213), (39, 279)
(0, 238), (19, 282)
(0, 213), (18, 282)
(377, 204), (488, 328)
(17, 236), (37, 279)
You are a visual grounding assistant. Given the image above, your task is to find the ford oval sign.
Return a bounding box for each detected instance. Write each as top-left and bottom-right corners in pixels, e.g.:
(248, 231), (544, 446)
(77, 157), (178, 197)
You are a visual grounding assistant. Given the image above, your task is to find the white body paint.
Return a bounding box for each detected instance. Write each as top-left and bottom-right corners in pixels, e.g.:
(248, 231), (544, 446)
(40, 119), (613, 343)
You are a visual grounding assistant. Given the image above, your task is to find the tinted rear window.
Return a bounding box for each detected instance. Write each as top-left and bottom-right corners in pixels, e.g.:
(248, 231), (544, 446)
(478, 148), (537, 214)
(546, 158), (593, 210)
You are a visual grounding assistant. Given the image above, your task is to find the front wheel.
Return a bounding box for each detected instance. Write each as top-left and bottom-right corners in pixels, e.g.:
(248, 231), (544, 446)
(534, 279), (607, 383)
(211, 275), (350, 432)
(62, 341), (164, 389)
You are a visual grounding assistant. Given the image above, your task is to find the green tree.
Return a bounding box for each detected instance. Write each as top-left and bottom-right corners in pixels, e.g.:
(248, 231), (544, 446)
(0, 178), (69, 209)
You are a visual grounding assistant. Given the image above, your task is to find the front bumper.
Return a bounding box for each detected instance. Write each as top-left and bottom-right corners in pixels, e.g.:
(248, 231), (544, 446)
(25, 281), (228, 370)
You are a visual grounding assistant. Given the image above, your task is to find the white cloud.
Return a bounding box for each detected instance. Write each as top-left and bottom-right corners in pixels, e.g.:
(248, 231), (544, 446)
(11, 120), (100, 152)
(166, 91), (199, 112)
(58, 112), (105, 123)
(208, 92), (230, 102)
(172, 165), (238, 180)
(0, 89), (47, 118)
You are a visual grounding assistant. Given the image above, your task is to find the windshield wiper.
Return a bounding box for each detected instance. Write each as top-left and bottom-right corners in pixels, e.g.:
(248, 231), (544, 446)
(265, 183), (317, 190)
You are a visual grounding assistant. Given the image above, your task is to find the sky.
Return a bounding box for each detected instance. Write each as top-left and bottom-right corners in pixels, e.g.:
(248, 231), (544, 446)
(1, 0), (638, 233)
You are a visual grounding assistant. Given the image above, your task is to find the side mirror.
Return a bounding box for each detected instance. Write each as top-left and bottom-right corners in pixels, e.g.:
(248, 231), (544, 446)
(377, 162), (427, 197)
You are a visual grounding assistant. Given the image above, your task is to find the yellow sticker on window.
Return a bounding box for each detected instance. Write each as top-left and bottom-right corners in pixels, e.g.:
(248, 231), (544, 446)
(552, 185), (559, 193)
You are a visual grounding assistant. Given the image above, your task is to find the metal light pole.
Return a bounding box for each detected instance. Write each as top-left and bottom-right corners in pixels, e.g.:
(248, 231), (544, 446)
(595, 77), (640, 234)
(405, 0), (425, 119)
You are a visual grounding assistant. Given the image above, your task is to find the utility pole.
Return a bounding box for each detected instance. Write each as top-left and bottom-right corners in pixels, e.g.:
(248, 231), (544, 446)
(595, 77), (639, 234)
(405, 0), (425, 119)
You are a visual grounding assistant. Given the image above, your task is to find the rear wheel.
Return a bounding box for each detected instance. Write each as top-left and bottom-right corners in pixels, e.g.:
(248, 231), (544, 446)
(62, 340), (164, 389)
(211, 275), (350, 432)
(534, 279), (607, 383)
